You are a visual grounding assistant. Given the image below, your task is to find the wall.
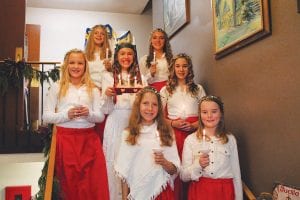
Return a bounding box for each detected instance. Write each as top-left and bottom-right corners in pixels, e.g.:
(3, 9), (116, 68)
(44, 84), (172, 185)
(26, 7), (152, 64)
(0, 0), (25, 60)
(0, 154), (44, 199)
(153, 0), (300, 195)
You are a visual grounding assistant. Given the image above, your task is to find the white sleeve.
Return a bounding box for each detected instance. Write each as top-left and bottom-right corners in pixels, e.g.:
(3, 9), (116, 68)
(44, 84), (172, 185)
(180, 136), (203, 182)
(100, 72), (115, 114)
(43, 83), (69, 124)
(160, 86), (168, 108)
(230, 135), (243, 200)
(197, 84), (206, 99)
(86, 88), (105, 123)
(139, 55), (154, 83)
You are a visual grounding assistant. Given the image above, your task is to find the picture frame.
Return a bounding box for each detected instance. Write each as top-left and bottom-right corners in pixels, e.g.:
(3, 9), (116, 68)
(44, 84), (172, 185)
(298, 0), (300, 13)
(163, 0), (190, 38)
(212, 0), (272, 59)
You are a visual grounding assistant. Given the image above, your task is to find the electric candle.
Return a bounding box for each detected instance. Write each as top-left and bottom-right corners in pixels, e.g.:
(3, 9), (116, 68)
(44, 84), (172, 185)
(105, 48), (109, 59)
(127, 74), (130, 86)
(118, 74), (121, 85)
(153, 52), (156, 63)
(134, 76), (137, 87)
(203, 129), (206, 145)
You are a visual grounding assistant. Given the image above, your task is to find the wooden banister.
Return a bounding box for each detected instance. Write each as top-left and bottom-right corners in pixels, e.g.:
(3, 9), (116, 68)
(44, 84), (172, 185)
(243, 181), (256, 200)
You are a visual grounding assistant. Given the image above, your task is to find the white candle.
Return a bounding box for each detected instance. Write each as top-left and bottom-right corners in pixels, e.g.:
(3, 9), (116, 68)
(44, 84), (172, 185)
(203, 129), (206, 145)
(132, 36), (135, 45)
(118, 74), (121, 85)
(127, 74), (130, 86)
(156, 130), (160, 145)
(153, 52), (156, 63)
(134, 76), (137, 87)
(105, 48), (109, 59)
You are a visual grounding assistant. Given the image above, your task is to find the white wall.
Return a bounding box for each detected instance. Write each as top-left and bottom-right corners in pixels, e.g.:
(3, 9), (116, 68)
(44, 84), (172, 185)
(26, 7), (153, 64)
(0, 154), (44, 199)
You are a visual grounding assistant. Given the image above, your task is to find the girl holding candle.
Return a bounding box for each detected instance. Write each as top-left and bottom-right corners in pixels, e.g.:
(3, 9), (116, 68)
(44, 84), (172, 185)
(139, 28), (173, 91)
(43, 49), (109, 200)
(101, 42), (146, 200)
(114, 86), (180, 200)
(160, 53), (206, 199)
(181, 95), (243, 200)
(85, 24), (113, 142)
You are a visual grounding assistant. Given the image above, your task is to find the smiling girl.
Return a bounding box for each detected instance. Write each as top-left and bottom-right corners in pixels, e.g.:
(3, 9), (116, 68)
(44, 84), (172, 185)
(114, 86), (180, 200)
(43, 49), (109, 200)
(139, 28), (173, 91)
(101, 42), (146, 199)
(180, 95), (243, 200)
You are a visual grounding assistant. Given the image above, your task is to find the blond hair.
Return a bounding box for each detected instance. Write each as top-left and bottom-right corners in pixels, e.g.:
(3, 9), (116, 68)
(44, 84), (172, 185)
(58, 49), (95, 101)
(85, 24), (112, 61)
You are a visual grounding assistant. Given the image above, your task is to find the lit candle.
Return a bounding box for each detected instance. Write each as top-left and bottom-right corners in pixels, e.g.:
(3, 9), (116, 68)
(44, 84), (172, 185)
(105, 48), (109, 59)
(127, 74), (130, 86)
(153, 52), (156, 63)
(203, 129), (206, 145)
(118, 74), (121, 86)
(156, 130), (160, 145)
(134, 76), (137, 87)
(132, 36), (135, 45)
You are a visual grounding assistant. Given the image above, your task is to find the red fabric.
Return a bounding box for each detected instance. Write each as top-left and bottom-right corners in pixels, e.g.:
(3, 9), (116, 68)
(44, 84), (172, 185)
(172, 116), (198, 200)
(149, 81), (167, 91)
(94, 114), (108, 143)
(55, 127), (109, 200)
(5, 185), (31, 200)
(172, 116), (198, 159)
(188, 177), (234, 200)
(155, 184), (175, 200)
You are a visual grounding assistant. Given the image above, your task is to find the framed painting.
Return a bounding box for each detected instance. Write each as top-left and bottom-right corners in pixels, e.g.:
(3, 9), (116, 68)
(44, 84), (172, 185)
(212, 0), (272, 59)
(163, 0), (190, 38)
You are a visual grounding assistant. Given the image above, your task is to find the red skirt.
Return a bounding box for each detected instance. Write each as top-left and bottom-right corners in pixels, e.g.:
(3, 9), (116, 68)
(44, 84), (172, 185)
(188, 177), (235, 200)
(155, 184), (175, 200)
(55, 127), (109, 200)
(94, 114), (108, 143)
(172, 116), (198, 200)
(149, 80), (167, 91)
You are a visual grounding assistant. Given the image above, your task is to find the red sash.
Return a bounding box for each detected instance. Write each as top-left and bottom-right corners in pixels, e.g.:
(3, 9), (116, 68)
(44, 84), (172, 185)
(155, 184), (175, 200)
(149, 80), (167, 91)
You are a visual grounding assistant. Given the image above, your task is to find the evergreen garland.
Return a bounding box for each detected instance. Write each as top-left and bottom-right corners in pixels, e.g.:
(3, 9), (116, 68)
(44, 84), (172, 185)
(0, 59), (61, 198)
(0, 59), (60, 95)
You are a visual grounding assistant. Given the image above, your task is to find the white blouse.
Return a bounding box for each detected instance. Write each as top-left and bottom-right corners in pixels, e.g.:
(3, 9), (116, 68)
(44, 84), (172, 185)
(43, 82), (104, 128)
(139, 54), (169, 84)
(180, 133), (243, 200)
(88, 52), (106, 88)
(160, 85), (206, 119)
(114, 122), (181, 200)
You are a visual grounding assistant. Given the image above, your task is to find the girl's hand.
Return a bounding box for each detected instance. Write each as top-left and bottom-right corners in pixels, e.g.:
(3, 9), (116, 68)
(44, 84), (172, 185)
(150, 63), (157, 77)
(105, 86), (116, 97)
(154, 151), (177, 175)
(199, 153), (210, 168)
(67, 106), (89, 119)
(180, 121), (197, 132)
(103, 59), (112, 72)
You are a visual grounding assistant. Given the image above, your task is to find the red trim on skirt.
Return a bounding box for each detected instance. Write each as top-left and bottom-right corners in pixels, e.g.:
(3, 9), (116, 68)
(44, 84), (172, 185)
(155, 184), (175, 200)
(149, 80), (167, 91)
(94, 114), (108, 143)
(55, 126), (109, 200)
(188, 177), (235, 200)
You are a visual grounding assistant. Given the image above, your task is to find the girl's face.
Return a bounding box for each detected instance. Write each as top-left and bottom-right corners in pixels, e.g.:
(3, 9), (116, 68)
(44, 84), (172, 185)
(140, 92), (159, 125)
(174, 58), (188, 81)
(118, 48), (134, 70)
(67, 53), (85, 82)
(93, 27), (105, 46)
(151, 31), (165, 51)
(200, 101), (222, 130)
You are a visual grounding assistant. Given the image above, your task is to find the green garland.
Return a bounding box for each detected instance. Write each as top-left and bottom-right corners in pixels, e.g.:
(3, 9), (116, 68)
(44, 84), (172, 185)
(0, 59), (61, 198)
(0, 59), (60, 95)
